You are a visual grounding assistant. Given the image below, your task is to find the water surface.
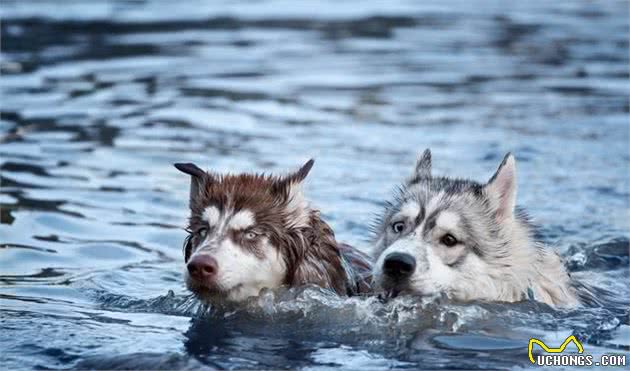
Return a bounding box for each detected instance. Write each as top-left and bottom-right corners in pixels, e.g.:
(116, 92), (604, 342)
(1, 1), (629, 369)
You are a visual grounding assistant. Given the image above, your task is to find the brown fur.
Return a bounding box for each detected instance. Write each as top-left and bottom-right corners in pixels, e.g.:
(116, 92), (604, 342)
(178, 162), (372, 297)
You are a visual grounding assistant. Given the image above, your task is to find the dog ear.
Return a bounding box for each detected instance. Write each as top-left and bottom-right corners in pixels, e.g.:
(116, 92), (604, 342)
(286, 159), (315, 184)
(174, 163), (208, 202)
(484, 153), (517, 221)
(273, 159), (314, 224)
(273, 159), (314, 195)
(409, 149), (431, 182)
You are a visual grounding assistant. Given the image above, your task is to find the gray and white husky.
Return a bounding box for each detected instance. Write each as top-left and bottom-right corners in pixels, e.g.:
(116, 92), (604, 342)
(175, 160), (371, 303)
(371, 150), (580, 308)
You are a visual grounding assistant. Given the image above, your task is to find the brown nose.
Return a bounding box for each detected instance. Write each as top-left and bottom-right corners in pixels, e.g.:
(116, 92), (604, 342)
(187, 254), (218, 281)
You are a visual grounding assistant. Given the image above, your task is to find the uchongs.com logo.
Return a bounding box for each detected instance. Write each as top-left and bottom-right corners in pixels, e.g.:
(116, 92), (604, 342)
(528, 335), (627, 367)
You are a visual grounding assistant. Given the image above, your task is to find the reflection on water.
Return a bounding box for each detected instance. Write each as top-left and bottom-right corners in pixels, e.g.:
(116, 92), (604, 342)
(1, 0), (628, 369)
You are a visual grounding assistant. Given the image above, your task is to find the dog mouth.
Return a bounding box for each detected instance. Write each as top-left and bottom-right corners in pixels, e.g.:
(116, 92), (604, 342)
(186, 275), (243, 300)
(376, 274), (423, 300)
(190, 283), (245, 301)
(378, 280), (411, 300)
(377, 278), (443, 301)
(379, 286), (437, 302)
(383, 288), (402, 299)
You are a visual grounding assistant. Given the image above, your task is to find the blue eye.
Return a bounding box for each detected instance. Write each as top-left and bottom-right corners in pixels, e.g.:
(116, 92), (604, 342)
(245, 231), (258, 240)
(198, 227), (208, 239)
(391, 221), (405, 233)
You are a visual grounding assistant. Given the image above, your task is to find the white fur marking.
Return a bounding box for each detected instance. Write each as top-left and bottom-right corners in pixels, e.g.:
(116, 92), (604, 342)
(286, 183), (310, 228)
(229, 209), (255, 230)
(203, 206), (220, 226)
(212, 238), (285, 301)
(399, 202), (420, 220)
(435, 211), (460, 231)
(423, 244), (452, 292)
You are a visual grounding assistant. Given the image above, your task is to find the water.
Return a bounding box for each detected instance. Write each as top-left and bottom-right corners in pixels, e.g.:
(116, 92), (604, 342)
(1, 1), (629, 369)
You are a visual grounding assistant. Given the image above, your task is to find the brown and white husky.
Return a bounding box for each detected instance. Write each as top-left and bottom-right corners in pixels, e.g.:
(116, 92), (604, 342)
(175, 159), (371, 303)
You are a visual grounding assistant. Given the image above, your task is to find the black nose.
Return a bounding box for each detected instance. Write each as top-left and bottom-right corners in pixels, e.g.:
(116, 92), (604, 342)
(187, 254), (218, 281)
(383, 252), (416, 279)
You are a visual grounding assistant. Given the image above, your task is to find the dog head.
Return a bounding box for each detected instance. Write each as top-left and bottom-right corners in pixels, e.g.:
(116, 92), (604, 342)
(371, 150), (526, 301)
(175, 159), (315, 302)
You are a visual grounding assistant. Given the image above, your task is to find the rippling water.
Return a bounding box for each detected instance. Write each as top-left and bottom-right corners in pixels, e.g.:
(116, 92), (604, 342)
(1, 1), (629, 369)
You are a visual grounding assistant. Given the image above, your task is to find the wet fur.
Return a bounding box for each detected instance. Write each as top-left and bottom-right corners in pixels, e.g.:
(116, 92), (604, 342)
(371, 150), (580, 308)
(176, 161), (371, 302)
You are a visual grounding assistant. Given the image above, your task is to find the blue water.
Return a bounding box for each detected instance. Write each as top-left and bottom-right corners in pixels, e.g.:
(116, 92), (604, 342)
(1, 1), (628, 369)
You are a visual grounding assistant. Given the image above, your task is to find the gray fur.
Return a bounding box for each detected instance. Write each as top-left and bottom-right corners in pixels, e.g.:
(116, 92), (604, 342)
(371, 150), (579, 308)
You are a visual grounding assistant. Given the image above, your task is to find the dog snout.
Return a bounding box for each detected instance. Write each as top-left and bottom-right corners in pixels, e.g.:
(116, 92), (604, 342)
(187, 254), (218, 281)
(383, 252), (416, 280)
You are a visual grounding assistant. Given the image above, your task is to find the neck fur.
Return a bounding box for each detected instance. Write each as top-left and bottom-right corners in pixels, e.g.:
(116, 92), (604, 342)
(281, 210), (347, 294)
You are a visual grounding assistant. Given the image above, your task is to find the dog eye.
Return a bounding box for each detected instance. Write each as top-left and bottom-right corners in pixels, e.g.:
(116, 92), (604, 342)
(391, 221), (405, 233)
(440, 234), (458, 247)
(197, 227), (208, 239)
(244, 231), (258, 240)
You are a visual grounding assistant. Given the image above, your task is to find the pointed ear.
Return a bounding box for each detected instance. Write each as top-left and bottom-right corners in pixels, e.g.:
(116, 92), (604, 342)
(286, 159), (315, 184)
(273, 160), (314, 223)
(174, 163), (207, 202)
(483, 153), (517, 221)
(409, 149), (431, 183)
(274, 159), (315, 194)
